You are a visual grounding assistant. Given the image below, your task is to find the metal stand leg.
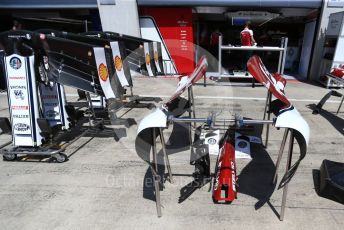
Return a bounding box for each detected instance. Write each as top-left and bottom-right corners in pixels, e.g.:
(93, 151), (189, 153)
(159, 128), (173, 183)
(85, 92), (97, 126)
(130, 86), (134, 97)
(336, 96), (344, 115)
(188, 87), (196, 147)
(203, 74), (207, 87)
(188, 87), (196, 119)
(263, 92), (272, 147)
(263, 91), (270, 120)
(280, 129), (294, 221)
(272, 129), (289, 185)
(151, 128), (162, 217)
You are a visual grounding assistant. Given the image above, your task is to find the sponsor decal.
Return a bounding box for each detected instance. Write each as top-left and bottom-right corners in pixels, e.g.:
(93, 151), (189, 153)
(145, 53), (150, 65)
(98, 63), (109, 81)
(11, 105), (29, 110)
(14, 123), (30, 132)
(231, 161), (236, 191)
(13, 114), (29, 118)
(9, 57), (22, 70)
(9, 76), (25, 80)
(154, 51), (159, 62)
(46, 110), (59, 118)
(10, 85), (26, 89)
(13, 90), (24, 100)
(114, 55), (123, 71)
(208, 138), (217, 145)
(237, 140), (248, 148)
(213, 146), (224, 191)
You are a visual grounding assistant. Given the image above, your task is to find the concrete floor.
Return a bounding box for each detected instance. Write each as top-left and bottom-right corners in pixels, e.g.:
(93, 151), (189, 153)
(0, 78), (343, 230)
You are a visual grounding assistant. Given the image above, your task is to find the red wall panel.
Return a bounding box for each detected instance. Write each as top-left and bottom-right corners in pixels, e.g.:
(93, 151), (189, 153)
(140, 7), (195, 75)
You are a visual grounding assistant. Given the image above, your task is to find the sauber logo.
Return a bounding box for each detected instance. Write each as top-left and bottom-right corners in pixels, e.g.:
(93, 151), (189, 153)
(98, 63), (109, 81)
(9, 57), (22, 70)
(154, 51), (159, 62)
(145, 53), (150, 65)
(14, 123), (30, 132)
(114, 56), (123, 72)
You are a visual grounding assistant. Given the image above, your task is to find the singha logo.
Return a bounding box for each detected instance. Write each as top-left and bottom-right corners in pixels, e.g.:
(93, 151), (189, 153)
(13, 90), (24, 100)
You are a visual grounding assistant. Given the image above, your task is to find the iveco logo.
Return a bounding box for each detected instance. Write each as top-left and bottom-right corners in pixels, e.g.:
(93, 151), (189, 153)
(14, 123), (30, 132)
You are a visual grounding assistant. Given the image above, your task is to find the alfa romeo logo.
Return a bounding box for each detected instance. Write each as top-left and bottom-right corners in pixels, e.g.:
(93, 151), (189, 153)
(9, 57), (22, 70)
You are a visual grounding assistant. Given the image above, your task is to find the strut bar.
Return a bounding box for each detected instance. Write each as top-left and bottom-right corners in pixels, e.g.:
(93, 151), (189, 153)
(168, 116), (275, 127)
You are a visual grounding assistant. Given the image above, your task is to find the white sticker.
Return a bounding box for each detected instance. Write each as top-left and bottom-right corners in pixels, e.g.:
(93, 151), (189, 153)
(144, 42), (154, 77)
(235, 132), (252, 159)
(93, 47), (116, 99)
(6, 55), (32, 135)
(153, 42), (162, 73)
(200, 130), (220, 156)
(5, 54), (43, 146)
(110, 41), (129, 87)
(40, 83), (61, 123)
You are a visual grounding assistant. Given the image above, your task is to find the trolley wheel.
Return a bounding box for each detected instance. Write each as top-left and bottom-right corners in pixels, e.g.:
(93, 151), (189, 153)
(54, 153), (68, 163)
(3, 153), (17, 161)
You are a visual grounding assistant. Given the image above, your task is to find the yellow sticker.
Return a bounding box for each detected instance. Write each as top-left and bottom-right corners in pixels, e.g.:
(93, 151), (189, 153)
(98, 63), (109, 81)
(154, 51), (159, 62)
(114, 56), (123, 72)
(145, 53), (150, 65)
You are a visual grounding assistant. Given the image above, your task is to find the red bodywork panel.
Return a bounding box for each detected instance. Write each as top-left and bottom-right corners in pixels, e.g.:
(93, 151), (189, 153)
(330, 65), (344, 79)
(213, 141), (237, 202)
(247, 55), (291, 109)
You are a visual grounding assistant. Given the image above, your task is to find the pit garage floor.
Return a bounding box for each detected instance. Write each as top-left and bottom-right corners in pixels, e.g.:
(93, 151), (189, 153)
(0, 78), (343, 230)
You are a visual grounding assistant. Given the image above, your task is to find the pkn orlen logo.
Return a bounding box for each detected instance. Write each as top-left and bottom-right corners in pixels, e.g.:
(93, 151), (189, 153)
(98, 63), (109, 82)
(145, 53), (150, 65)
(114, 55), (123, 72)
(9, 57), (22, 70)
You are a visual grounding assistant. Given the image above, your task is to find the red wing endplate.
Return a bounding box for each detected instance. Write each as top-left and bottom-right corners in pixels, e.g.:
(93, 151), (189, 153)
(167, 56), (208, 103)
(248, 55), (310, 189)
(247, 55), (290, 110)
(136, 56), (208, 163)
